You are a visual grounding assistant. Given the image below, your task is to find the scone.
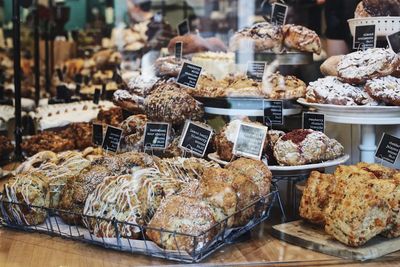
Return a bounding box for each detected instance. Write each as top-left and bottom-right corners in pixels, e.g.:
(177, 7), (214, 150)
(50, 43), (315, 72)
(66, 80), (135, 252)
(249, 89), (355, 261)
(306, 76), (375, 106)
(226, 158), (272, 196)
(365, 76), (400, 106)
(202, 168), (259, 227)
(229, 22), (283, 53)
(273, 129), (344, 166)
(337, 48), (400, 84)
(263, 73), (306, 100)
(282, 24), (322, 54)
(147, 195), (217, 252)
(320, 55), (343, 77)
(299, 171), (335, 225)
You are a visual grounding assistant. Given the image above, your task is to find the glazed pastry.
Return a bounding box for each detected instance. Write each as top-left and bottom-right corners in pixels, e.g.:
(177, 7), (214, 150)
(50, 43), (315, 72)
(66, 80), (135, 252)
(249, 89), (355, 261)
(154, 56), (183, 77)
(306, 76), (375, 106)
(320, 55), (343, 77)
(119, 114), (148, 150)
(282, 24), (322, 54)
(113, 89), (145, 113)
(365, 76), (400, 106)
(147, 195), (217, 252)
(337, 48), (400, 84)
(273, 129), (344, 166)
(263, 73), (306, 100)
(229, 22), (283, 53)
(1, 172), (50, 225)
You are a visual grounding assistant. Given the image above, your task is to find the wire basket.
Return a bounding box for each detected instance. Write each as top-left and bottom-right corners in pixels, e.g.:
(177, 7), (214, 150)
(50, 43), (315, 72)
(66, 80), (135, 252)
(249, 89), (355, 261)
(0, 187), (278, 263)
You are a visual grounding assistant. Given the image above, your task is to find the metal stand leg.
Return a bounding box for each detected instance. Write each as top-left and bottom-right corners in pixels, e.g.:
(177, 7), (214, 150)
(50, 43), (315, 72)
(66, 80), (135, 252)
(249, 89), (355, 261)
(359, 124), (376, 163)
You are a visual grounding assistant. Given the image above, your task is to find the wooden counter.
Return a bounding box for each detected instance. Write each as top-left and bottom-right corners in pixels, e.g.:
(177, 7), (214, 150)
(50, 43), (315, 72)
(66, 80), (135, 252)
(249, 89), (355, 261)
(1, 222), (400, 267)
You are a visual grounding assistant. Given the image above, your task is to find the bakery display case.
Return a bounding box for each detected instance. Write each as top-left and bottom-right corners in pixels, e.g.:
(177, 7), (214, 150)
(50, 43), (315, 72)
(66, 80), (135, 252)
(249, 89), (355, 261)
(0, 0), (400, 266)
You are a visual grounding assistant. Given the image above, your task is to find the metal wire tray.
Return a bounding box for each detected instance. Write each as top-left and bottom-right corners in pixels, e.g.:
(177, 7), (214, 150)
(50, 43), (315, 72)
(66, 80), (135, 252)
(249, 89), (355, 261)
(0, 187), (278, 263)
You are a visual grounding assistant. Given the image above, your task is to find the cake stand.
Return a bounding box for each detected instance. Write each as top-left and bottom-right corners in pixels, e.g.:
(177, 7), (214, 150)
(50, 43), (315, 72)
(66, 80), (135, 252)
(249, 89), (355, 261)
(298, 99), (400, 163)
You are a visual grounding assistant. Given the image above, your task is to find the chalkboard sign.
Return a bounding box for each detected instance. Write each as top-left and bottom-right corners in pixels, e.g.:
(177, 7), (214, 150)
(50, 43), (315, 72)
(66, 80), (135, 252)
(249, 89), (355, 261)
(102, 126), (122, 153)
(143, 122), (170, 149)
(271, 3), (288, 26)
(375, 133), (400, 164)
(263, 100), (283, 126)
(177, 19), (190, 35)
(93, 88), (101, 104)
(303, 112), (325, 133)
(176, 62), (202, 89)
(92, 123), (103, 146)
(247, 62), (266, 81)
(353, 25), (376, 50)
(175, 41), (183, 61)
(387, 30), (400, 53)
(56, 85), (70, 101)
(179, 121), (213, 157)
(233, 122), (268, 160)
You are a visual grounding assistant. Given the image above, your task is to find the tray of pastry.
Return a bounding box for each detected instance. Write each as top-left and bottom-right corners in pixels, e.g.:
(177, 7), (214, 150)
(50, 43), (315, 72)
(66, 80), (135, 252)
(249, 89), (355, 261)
(298, 98), (400, 118)
(196, 97), (302, 117)
(0, 151), (278, 263)
(235, 51), (314, 65)
(273, 163), (400, 261)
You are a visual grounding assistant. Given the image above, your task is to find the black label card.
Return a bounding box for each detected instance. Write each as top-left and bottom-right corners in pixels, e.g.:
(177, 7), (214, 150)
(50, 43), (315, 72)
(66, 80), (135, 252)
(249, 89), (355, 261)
(303, 112), (325, 133)
(177, 19), (190, 35)
(56, 85), (70, 101)
(263, 100), (283, 126)
(353, 25), (376, 50)
(92, 123), (103, 146)
(375, 133), (400, 164)
(102, 126), (122, 153)
(176, 62), (202, 89)
(247, 62), (266, 82)
(387, 30), (400, 54)
(75, 84), (81, 95)
(56, 68), (64, 82)
(144, 122), (170, 149)
(233, 123), (268, 160)
(175, 42), (183, 61)
(0, 85), (4, 100)
(179, 121), (213, 157)
(93, 88), (101, 104)
(271, 3), (288, 26)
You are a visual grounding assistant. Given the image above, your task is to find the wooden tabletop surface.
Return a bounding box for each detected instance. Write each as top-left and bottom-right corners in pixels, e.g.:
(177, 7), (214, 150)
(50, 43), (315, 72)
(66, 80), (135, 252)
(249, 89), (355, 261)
(1, 164), (400, 266)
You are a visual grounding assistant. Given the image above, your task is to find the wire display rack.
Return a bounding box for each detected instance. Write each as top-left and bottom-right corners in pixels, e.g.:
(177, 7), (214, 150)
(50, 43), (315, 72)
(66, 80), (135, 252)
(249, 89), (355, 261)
(0, 187), (279, 263)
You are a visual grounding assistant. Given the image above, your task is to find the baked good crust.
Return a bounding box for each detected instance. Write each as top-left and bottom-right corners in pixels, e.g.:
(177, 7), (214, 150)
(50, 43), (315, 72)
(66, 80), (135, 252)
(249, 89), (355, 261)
(282, 24), (322, 55)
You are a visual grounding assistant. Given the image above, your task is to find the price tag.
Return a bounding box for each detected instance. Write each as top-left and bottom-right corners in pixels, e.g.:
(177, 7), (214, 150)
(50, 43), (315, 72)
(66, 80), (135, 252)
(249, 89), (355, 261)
(387, 30), (400, 54)
(0, 85), (4, 100)
(176, 62), (202, 89)
(179, 121), (213, 157)
(102, 125), (123, 153)
(56, 85), (70, 101)
(92, 123), (103, 146)
(353, 25), (376, 50)
(93, 88), (101, 104)
(263, 100), (283, 126)
(375, 133), (400, 164)
(303, 112), (325, 133)
(233, 122), (268, 160)
(175, 41), (183, 61)
(247, 61), (266, 82)
(177, 19), (190, 35)
(271, 3), (288, 26)
(143, 122), (170, 149)
(56, 68), (64, 82)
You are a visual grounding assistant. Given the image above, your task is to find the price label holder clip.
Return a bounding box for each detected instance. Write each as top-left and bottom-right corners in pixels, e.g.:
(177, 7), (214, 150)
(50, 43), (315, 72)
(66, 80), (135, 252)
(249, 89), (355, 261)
(102, 125), (123, 153)
(303, 112), (325, 133)
(375, 133), (400, 165)
(179, 120), (213, 158)
(233, 122), (268, 160)
(143, 122), (170, 150)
